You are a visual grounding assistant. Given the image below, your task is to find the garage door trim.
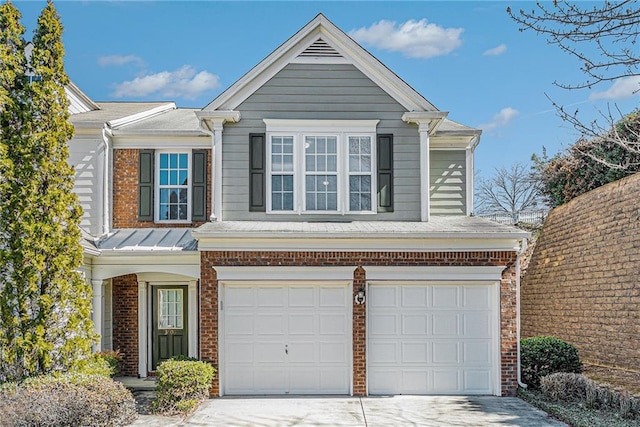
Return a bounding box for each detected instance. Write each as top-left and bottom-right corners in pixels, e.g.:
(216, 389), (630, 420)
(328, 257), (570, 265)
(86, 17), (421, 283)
(366, 279), (501, 396)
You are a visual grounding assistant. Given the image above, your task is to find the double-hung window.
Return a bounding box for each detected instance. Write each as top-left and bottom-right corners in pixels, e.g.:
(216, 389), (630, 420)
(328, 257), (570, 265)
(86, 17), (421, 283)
(157, 151), (191, 222)
(264, 119), (378, 214)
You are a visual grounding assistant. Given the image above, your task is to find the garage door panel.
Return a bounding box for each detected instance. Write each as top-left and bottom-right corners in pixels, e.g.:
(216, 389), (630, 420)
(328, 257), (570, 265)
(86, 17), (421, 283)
(463, 312), (491, 337)
(226, 342), (254, 363)
(402, 314), (428, 334)
(432, 313), (459, 335)
(402, 286), (428, 307)
(369, 286), (397, 307)
(226, 314), (254, 335)
(257, 314), (286, 335)
(257, 287), (286, 307)
(370, 314), (397, 335)
(255, 369), (288, 392)
(288, 314), (315, 335)
(463, 287), (490, 308)
(254, 342), (287, 363)
(320, 342), (348, 363)
(225, 287), (253, 307)
(432, 286), (459, 307)
(319, 367), (350, 392)
(463, 341), (491, 364)
(319, 286), (347, 307)
(464, 370), (492, 393)
(369, 284), (496, 395)
(289, 287), (315, 307)
(401, 342), (428, 363)
(432, 341), (459, 364)
(319, 313), (346, 335)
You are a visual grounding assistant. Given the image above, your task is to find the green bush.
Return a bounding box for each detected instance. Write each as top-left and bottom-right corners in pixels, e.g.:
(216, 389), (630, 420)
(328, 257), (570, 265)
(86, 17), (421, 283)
(71, 354), (113, 377)
(0, 373), (137, 426)
(97, 349), (123, 376)
(521, 336), (583, 389)
(153, 359), (216, 416)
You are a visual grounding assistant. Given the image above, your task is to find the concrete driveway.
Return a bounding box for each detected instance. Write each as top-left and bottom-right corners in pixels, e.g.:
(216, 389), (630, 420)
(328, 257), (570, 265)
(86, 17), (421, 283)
(132, 395), (566, 426)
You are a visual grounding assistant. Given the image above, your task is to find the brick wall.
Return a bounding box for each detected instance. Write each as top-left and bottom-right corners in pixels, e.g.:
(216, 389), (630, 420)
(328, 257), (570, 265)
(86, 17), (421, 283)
(522, 173), (640, 371)
(112, 148), (212, 228)
(112, 274), (139, 376)
(200, 250), (519, 396)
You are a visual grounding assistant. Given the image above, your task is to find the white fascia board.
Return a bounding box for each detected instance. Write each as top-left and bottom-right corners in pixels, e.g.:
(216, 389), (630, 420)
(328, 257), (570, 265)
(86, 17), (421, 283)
(111, 135), (211, 149)
(91, 252), (200, 281)
(66, 81), (100, 111)
(205, 14), (436, 113)
(111, 129), (208, 138)
(195, 237), (524, 252)
(215, 266), (355, 281)
(364, 265), (506, 281)
(107, 103), (176, 129)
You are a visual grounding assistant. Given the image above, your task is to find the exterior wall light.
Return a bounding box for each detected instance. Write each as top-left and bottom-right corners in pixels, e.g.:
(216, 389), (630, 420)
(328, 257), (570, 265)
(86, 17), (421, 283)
(354, 288), (366, 305)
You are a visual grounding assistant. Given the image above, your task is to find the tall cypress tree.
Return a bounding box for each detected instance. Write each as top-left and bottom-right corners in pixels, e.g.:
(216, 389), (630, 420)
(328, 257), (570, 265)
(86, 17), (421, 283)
(0, 0), (94, 382)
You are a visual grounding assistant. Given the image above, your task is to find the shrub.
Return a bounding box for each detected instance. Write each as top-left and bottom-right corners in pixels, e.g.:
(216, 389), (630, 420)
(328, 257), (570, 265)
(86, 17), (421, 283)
(96, 349), (123, 376)
(521, 336), (582, 389)
(153, 359), (216, 416)
(540, 372), (640, 419)
(0, 373), (137, 426)
(71, 354), (113, 377)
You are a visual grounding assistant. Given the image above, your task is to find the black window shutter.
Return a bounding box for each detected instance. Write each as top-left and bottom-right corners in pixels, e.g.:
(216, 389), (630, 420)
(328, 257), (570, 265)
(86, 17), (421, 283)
(192, 149), (207, 221)
(249, 133), (266, 212)
(138, 149), (155, 221)
(377, 134), (394, 212)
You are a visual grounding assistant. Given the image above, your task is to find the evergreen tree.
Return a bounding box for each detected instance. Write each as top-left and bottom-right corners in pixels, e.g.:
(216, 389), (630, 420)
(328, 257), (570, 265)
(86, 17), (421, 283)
(0, 0), (94, 382)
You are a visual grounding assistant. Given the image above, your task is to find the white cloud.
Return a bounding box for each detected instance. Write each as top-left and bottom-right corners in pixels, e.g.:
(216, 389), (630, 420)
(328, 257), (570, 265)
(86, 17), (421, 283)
(589, 76), (640, 100)
(112, 66), (220, 100)
(479, 107), (519, 131)
(483, 44), (507, 56)
(349, 18), (463, 59)
(98, 54), (144, 67)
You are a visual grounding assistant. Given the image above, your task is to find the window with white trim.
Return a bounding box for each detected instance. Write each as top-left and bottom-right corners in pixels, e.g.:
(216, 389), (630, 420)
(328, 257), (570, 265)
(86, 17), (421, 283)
(264, 119), (378, 214)
(156, 151), (191, 222)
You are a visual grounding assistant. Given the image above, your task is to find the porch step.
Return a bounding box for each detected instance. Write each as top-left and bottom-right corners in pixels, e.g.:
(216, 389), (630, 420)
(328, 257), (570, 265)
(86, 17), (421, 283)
(114, 376), (157, 391)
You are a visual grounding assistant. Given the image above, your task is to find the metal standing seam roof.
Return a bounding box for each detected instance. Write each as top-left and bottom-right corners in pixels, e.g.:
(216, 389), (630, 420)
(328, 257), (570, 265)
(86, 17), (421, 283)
(109, 108), (206, 135)
(69, 102), (173, 128)
(97, 228), (198, 251)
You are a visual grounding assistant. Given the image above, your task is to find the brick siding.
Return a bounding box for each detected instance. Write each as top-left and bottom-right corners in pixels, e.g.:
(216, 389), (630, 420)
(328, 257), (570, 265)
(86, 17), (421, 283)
(112, 148), (212, 229)
(522, 173), (640, 372)
(200, 250), (519, 397)
(112, 274), (139, 376)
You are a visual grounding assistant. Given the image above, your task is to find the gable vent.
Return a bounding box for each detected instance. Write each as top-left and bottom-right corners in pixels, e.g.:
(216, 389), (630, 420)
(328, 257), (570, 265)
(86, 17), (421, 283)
(298, 38), (343, 58)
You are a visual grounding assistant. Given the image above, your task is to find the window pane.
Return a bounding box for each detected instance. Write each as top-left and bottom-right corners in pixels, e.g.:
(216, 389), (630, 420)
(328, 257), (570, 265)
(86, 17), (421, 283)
(160, 170), (168, 185)
(327, 137), (337, 153)
(170, 153), (178, 168)
(160, 154), (168, 169)
(349, 175), (372, 211)
(271, 175), (293, 211)
(306, 175), (337, 211)
(179, 170), (188, 185)
(169, 170), (178, 185)
(179, 153), (188, 169)
(159, 204), (169, 220)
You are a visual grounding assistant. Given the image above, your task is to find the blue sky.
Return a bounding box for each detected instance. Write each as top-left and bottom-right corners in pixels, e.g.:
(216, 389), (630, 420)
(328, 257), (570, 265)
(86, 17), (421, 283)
(14, 1), (640, 178)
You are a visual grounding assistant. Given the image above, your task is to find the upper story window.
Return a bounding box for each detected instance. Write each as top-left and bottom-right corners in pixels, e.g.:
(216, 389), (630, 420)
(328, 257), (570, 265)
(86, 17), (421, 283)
(157, 152), (190, 222)
(137, 148), (208, 224)
(263, 119), (378, 214)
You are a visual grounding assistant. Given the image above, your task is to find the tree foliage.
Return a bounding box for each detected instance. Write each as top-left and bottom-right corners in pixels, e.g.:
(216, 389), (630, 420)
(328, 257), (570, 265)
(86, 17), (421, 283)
(475, 162), (546, 215)
(533, 110), (640, 207)
(0, 0), (94, 382)
(507, 0), (640, 90)
(508, 1), (640, 174)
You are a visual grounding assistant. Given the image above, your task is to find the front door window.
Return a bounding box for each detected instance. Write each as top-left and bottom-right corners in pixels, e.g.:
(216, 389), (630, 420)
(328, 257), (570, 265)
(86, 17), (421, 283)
(158, 289), (183, 329)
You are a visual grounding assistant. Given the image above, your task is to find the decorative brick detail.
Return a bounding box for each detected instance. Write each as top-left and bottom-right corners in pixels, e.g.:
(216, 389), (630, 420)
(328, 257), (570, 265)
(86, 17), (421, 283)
(200, 250), (518, 397)
(112, 148), (212, 229)
(112, 274), (139, 377)
(352, 266), (366, 396)
(522, 173), (640, 372)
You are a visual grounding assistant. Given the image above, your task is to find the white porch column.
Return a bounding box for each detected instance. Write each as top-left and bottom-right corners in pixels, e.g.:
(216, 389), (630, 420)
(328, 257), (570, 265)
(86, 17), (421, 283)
(137, 280), (148, 378)
(418, 123), (430, 222)
(195, 110), (241, 222)
(211, 120), (224, 222)
(401, 111), (448, 222)
(91, 280), (104, 352)
(188, 279), (198, 358)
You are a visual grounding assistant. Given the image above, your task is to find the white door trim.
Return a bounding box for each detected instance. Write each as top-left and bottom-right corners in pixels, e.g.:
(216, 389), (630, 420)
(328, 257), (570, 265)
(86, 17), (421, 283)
(214, 266), (356, 281)
(363, 266), (505, 281)
(219, 280), (353, 396)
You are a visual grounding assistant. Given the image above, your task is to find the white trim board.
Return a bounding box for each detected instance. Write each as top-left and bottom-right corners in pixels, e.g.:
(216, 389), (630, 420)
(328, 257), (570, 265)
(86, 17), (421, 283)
(363, 266), (506, 281)
(214, 266), (357, 281)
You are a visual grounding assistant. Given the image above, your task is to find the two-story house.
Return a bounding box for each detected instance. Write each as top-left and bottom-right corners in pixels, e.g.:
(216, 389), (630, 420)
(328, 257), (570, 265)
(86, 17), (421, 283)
(69, 14), (528, 397)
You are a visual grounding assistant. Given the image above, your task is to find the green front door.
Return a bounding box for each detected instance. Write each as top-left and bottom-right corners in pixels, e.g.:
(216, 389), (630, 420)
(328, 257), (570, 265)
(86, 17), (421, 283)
(152, 286), (188, 370)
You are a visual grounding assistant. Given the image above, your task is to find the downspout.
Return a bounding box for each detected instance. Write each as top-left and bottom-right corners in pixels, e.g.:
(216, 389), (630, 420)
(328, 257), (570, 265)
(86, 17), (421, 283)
(101, 125), (113, 235)
(517, 237), (528, 389)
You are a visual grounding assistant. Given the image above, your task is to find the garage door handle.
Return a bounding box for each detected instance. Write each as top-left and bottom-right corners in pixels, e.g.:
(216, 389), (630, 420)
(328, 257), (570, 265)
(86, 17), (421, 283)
(285, 345), (288, 355)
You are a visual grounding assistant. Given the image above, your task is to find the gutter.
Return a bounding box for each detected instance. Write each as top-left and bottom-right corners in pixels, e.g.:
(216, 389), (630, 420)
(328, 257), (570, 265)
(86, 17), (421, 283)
(516, 238), (529, 389)
(101, 125), (113, 235)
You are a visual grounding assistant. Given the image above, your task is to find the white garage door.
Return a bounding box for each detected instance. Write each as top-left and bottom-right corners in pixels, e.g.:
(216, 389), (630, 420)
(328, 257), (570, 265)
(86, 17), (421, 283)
(368, 283), (497, 395)
(222, 283), (351, 395)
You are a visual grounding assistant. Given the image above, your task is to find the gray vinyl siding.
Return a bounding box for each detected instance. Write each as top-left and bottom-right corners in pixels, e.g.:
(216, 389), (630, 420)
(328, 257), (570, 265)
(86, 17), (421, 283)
(221, 63), (421, 221)
(68, 136), (105, 236)
(430, 150), (466, 216)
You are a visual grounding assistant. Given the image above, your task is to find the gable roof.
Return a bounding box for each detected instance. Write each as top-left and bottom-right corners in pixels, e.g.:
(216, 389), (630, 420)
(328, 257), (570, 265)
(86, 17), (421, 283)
(204, 13), (438, 113)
